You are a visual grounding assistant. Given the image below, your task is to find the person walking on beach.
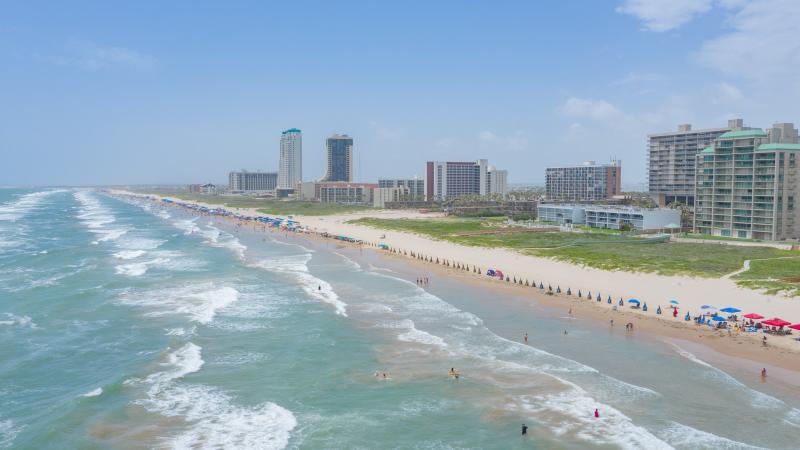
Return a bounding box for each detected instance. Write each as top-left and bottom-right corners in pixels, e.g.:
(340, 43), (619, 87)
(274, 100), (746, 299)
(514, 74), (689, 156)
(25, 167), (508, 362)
(521, 424), (528, 435)
(761, 368), (767, 378)
(762, 335), (768, 347)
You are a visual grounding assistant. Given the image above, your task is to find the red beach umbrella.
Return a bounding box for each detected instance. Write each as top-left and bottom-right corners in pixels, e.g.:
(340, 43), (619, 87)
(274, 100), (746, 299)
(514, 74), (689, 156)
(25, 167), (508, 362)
(743, 313), (764, 320)
(761, 318), (791, 327)
(789, 324), (800, 330)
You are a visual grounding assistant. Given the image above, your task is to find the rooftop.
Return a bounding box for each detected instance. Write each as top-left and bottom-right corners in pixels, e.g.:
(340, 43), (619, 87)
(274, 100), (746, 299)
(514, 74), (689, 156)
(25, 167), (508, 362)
(718, 129), (768, 139)
(282, 128), (301, 134)
(756, 143), (800, 152)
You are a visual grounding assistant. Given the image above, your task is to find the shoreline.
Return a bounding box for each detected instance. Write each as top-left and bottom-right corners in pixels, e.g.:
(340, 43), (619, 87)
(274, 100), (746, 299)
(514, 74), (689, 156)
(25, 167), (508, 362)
(110, 190), (800, 375)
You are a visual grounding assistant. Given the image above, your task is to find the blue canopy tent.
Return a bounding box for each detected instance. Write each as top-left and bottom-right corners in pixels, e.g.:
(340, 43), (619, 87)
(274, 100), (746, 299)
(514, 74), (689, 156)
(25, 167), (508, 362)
(720, 307), (741, 313)
(711, 316), (726, 322)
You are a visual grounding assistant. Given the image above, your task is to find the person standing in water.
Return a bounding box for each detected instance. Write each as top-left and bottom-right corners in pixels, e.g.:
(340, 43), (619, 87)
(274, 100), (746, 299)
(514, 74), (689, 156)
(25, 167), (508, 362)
(523, 332), (528, 343)
(521, 424), (528, 435)
(594, 409), (599, 418)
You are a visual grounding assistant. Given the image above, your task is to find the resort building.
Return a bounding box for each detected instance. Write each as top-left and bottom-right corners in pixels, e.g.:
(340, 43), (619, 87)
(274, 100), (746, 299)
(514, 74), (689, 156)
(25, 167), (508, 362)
(647, 120), (742, 206)
(373, 187), (410, 208)
(277, 128), (302, 192)
(228, 170), (277, 193)
(537, 204), (680, 231)
(378, 178), (425, 202)
(425, 159), (508, 201)
(322, 134), (353, 182)
(545, 160), (621, 202)
(694, 123), (800, 240)
(318, 182), (377, 204)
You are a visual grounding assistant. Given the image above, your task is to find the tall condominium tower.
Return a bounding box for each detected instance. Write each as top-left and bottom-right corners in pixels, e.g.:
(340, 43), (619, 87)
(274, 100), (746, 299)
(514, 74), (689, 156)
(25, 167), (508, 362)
(694, 123), (799, 240)
(647, 120), (744, 206)
(278, 128), (302, 190)
(322, 134), (353, 182)
(545, 160), (621, 202)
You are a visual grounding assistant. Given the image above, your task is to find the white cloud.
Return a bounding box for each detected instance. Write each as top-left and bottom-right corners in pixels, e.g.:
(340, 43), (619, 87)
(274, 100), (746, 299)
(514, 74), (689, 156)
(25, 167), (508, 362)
(558, 97), (623, 120)
(616, 0), (714, 31)
(48, 40), (156, 70)
(478, 130), (497, 141)
(694, 0), (800, 83)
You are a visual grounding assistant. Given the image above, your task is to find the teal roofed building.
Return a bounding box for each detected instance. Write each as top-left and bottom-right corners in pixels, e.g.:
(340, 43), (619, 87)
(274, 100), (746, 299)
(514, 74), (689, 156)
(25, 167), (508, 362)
(693, 122), (800, 241)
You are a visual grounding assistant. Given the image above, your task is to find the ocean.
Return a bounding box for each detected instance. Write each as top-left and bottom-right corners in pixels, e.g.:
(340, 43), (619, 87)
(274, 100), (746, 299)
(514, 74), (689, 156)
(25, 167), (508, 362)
(1, 188), (799, 449)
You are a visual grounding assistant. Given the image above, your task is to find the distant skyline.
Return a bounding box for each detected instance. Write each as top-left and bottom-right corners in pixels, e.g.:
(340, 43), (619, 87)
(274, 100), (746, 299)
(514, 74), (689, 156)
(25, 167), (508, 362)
(2, 0), (799, 186)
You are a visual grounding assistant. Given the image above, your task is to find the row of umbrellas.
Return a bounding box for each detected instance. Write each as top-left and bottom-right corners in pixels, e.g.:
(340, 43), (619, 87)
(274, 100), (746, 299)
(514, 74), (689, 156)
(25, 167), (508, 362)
(627, 300), (800, 330)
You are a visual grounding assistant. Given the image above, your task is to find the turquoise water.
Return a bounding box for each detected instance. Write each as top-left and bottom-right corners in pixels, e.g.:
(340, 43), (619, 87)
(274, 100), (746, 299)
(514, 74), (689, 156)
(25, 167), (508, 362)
(1, 188), (799, 449)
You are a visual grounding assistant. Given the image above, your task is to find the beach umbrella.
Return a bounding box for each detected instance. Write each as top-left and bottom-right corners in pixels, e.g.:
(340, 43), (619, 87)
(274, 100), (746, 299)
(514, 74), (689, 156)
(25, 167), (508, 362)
(762, 318), (791, 327)
(720, 307), (741, 313)
(743, 313), (764, 320)
(711, 316), (726, 322)
(789, 324), (800, 330)
(700, 305), (716, 310)
(628, 299), (640, 305)
(669, 299), (679, 305)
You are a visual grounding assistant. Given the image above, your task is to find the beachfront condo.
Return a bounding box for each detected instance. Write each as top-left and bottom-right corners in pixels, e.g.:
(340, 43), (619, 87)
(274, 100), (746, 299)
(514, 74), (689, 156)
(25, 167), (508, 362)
(545, 160), (621, 202)
(378, 178), (426, 202)
(647, 120), (741, 206)
(425, 159), (508, 201)
(537, 204), (679, 231)
(322, 134), (353, 182)
(228, 170), (278, 193)
(277, 128), (302, 192)
(694, 123), (800, 240)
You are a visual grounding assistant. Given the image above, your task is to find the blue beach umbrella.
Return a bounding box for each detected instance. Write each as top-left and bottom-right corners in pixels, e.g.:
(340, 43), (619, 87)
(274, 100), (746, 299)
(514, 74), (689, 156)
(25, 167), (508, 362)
(711, 316), (727, 322)
(720, 307), (741, 313)
(669, 300), (679, 305)
(628, 299), (641, 305)
(700, 305), (716, 310)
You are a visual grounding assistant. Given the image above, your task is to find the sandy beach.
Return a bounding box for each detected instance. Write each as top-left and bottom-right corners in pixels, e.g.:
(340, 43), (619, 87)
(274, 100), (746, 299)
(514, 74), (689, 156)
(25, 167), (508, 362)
(112, 190), (800, 368)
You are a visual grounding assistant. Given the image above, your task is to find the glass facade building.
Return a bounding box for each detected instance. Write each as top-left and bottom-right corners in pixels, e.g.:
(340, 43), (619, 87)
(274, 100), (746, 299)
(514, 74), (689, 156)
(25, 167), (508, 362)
(322, 134), (353, 182)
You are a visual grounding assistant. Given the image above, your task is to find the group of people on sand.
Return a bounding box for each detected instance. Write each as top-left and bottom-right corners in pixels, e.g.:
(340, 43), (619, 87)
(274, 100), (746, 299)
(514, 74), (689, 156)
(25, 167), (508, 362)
(416, 276), (429, 286)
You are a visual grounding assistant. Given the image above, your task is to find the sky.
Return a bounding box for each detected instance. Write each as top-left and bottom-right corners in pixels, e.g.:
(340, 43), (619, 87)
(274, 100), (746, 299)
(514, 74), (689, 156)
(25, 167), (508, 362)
(1, 0), (799, 186)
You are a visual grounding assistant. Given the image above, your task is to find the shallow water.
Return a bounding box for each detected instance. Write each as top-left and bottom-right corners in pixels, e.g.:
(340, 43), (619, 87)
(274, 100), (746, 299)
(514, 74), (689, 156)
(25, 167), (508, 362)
(1, 188), (798, 449)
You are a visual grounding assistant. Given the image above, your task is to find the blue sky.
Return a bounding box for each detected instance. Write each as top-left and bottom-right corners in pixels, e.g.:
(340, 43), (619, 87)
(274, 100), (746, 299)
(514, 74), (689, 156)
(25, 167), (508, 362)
(1, 0), (799, 186)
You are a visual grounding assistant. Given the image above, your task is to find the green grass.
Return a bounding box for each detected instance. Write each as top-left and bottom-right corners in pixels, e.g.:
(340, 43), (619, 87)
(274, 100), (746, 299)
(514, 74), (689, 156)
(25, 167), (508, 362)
(142, 191), (372, 216)
(733, 257), (800, 296)
(349, 217), (800, 293)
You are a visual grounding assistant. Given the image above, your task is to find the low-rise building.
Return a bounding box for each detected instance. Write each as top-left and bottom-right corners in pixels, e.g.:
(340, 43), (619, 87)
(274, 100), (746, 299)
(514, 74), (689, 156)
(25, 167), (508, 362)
(373, 187), (409, 208)
(228, 170), (277, 193)
(537, 204), (680, 231)
(319, 182), (377, 204)
(378, 178), (425, 202)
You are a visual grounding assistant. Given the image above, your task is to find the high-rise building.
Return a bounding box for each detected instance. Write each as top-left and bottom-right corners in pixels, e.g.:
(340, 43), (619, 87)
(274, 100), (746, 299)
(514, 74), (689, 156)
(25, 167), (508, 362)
(647, 120), (744, 206)
(545, 161), (621, 202)
(228, 170), (278, 192)
(322, 134), (353, 182)
(487, 166), (508, 197)
(378, 178), (425, 201)
(425, 159), (508, 201)
(694, 123), (799, 240)
(278, 128), (302, 190)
